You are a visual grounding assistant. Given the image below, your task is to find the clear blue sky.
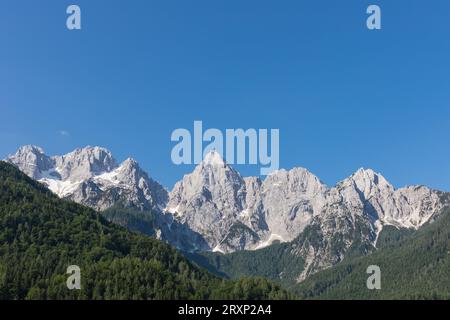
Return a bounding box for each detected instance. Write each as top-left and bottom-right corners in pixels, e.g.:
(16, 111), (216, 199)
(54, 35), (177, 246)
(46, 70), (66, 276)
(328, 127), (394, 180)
(1, 0), (449, 191)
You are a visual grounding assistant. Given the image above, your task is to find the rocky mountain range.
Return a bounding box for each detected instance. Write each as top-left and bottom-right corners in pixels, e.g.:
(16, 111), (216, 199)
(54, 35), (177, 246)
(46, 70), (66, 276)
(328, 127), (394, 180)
(5, 145), (450, 280)
(6, 145), (168, 212)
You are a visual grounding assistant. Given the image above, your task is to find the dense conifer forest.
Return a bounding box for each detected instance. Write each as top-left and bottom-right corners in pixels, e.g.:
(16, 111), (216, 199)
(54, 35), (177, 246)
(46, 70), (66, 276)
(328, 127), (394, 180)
(0, 162), (291, 300)
(1, 160), (448, 300)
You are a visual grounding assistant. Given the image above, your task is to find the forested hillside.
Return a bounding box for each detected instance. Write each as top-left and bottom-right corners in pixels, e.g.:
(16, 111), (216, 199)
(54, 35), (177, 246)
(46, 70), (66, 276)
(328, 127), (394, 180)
(0, 161), (291, 300)
(190, 209), (450, 300)
(101, 206), (157, 237)
(189, 220), (376, 288)
(188, 241), (304, 288)
(294, 207), (450, 299)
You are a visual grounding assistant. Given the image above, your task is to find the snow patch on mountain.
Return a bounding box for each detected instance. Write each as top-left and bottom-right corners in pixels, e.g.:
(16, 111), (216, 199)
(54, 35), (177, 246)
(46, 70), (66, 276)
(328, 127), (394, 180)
(6, 146), (168, 212)
(254, 234), (285, 250)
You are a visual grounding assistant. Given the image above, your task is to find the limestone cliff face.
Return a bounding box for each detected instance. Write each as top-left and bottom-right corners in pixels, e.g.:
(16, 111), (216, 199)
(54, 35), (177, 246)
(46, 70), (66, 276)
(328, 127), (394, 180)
(7, 146), (449, 277)
(166, 152), (448, 257)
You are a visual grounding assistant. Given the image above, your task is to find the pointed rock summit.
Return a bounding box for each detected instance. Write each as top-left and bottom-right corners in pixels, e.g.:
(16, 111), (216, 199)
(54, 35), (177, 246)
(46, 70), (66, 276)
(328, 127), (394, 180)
(5, 146), (168, 211)
(7, 145), (53, 179)
(345, 168), (394, 196)
(202, 150), (226, 167)
(53, 146), (118, 182)
(166, 150), (247, 250)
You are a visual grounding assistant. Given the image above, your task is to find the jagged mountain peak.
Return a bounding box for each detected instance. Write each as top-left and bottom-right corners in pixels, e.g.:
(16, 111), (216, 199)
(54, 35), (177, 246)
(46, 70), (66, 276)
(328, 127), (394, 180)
(350, 167), (389, 183)
(352, 167), (388, 182)
(166, 151), (248, 250)
(60, 145), (117, 165)
(14, 144), (46, 155)
(8, 145), (120, 182)
(111, 158), (153, 186)
(7, 145), (53, 179)
(202, 150), (226, 167)
(338, 167), (394, 195)
(5, 145), (168, 212)
(53, 146), (117, 181)
(167, 156), (448, 254)
(63, 145), (116, 163)
(120, 157), (140, 170)
(169, 149), (245, 202)
(263, 167), (328, 196)
(266, 166), (325, 182)
(75, 145), (110, 152)
(188, 150), (243, 190)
